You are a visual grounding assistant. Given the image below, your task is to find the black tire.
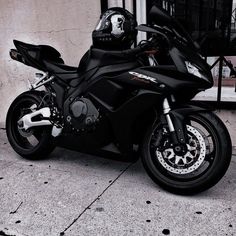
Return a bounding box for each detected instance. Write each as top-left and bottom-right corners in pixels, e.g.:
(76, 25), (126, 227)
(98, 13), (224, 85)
(6, 91), (55, 160)
(142, 111), (232, 195)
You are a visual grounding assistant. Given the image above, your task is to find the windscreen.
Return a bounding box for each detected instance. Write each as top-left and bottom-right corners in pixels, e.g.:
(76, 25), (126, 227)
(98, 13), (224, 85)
(147, 1), (234, 56)
(149, 6), (197, 50)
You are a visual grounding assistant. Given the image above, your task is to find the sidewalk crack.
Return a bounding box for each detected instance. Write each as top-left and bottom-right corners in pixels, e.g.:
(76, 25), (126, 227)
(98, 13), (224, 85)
(59, 162), (134, 235)
(9, 201), (23, 215)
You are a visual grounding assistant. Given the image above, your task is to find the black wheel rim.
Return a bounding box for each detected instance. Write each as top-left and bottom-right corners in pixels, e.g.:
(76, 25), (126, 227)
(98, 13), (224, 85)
(10, 98), (45, 151)
(149, 114), (219, 182)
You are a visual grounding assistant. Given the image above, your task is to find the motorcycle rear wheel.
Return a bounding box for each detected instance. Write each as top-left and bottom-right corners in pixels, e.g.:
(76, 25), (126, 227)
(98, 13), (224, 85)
(142, 111), (232, 195)
(6, 91), (55, 160)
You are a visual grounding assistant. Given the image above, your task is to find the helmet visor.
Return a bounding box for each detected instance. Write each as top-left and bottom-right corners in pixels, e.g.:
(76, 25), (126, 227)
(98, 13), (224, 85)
(95, 10), (115, 31)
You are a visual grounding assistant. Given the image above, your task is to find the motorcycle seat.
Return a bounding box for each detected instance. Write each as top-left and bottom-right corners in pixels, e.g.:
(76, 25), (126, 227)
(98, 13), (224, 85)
(14, 40), (80, 81)
(43, 60), (78, 74)
(42, 60), (82, 83)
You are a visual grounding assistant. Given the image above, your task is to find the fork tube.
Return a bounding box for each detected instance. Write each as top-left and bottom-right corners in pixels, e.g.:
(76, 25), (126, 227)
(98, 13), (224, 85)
(163, 98), (175, 132)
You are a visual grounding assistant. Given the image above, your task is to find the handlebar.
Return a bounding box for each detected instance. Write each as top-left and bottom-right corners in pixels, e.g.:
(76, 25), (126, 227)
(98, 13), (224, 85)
(122, 39), (159, 56)
(122, 45), (144, 56)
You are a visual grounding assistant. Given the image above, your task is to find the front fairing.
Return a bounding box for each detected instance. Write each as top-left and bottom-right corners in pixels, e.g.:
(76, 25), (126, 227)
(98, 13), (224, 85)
(138, 6), (214, 88)
(168, 40), (213, 88)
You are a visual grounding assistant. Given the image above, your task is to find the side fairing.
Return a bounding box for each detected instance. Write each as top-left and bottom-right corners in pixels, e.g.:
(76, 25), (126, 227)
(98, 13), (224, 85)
(130, 67), (212, 93)
(85, 70), (165, 110)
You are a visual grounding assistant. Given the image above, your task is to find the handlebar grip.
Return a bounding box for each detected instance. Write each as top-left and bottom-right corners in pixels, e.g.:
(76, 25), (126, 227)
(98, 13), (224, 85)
(122, 46), (143, 56)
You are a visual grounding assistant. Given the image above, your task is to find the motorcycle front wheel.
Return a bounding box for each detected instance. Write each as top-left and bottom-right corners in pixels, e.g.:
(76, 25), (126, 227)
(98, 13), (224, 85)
(142, 111), (232, 195)
(6, 91), (55, 160)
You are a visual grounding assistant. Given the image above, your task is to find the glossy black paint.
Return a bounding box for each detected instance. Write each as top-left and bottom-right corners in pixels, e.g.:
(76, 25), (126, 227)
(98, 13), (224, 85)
(9, 6), (215, 159)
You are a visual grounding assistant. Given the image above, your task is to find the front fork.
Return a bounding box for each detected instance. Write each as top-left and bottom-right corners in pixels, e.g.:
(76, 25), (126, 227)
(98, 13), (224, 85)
(162, 97), (188, 146)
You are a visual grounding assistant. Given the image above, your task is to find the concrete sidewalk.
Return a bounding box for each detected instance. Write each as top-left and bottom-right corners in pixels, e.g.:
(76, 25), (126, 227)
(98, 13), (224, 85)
(0, 129), (235, 236)
(194, 86), (236, 102)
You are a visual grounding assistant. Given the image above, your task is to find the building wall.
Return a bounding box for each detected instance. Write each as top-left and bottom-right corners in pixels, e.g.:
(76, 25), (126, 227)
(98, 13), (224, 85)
(0, 0), (100, 123)
(108, 0), (123, 8)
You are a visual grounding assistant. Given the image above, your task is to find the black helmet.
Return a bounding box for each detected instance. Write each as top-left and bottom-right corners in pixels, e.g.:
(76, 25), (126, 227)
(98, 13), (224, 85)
(92, 7), (137, 50)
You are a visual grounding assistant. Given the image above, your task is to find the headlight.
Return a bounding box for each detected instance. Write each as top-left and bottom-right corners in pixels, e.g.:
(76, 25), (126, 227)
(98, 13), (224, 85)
(185, 61), (202, 78)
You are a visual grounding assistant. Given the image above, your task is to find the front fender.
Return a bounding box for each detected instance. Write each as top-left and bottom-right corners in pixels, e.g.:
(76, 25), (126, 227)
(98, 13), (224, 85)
(168, 104), (207, 144)
(170, 104), (207, 117)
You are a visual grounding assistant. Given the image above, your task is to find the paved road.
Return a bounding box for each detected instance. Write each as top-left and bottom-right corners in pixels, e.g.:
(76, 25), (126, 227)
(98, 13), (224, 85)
(0, 129), (235, 236)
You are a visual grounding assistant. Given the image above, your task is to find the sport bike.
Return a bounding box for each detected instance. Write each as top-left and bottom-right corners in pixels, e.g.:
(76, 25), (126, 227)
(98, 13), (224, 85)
(6, 6), (232, 194)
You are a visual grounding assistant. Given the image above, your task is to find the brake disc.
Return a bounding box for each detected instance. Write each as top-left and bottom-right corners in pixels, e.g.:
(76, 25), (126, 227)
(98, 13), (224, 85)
(155, 125), (206, 174)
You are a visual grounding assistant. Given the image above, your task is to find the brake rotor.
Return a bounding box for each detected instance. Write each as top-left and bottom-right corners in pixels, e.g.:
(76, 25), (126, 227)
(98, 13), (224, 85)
(155, 125), (206, 174)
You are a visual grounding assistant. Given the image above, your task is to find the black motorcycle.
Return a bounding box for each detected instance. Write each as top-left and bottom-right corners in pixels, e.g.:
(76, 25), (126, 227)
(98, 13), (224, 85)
(6, 6), (232, 194)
